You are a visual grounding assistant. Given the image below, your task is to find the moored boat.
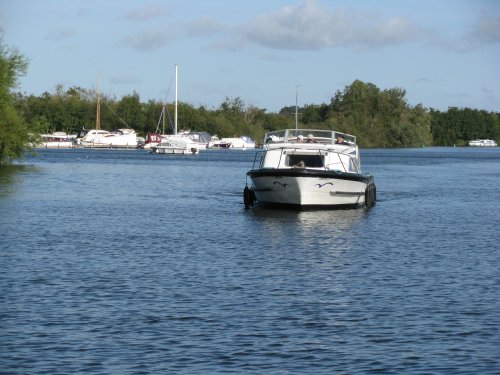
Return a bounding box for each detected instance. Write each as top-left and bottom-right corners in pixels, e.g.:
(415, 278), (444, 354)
(177, 131), (210, 150)
(80, 128), (138, 148)
(244, 129), (376, 209)
(150, 65), (200, 156)
(150, 64), (201, 154)
(37, 132), (76, 148)
(150, 136), (199, 155)
(468, 139), (497, 147)
(210, 136), (255, 149)
(143, 133), (164, 149)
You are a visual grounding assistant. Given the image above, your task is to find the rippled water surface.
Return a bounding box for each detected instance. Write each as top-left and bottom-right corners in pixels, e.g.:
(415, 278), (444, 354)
(1, 147), (499, 374)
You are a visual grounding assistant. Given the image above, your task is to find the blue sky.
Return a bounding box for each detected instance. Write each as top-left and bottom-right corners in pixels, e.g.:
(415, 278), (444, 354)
(1, 0), (499, 113)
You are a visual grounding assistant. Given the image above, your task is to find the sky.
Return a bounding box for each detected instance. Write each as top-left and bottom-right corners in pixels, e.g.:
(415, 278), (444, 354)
(1, 0), (499, 113)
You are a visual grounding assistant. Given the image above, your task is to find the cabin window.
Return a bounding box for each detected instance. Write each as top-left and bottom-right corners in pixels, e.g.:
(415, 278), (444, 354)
(286, 154), (324, 168)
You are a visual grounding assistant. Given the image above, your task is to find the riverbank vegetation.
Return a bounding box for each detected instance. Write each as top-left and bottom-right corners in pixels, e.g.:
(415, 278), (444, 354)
(13, 79), (499, 148)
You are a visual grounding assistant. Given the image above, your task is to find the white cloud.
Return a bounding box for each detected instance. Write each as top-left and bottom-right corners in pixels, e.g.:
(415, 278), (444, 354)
(415, 77), (432, 84)
(425, 12), (500, 52)
(467, 13), (500, 45)
(45, 29), (77, 41)
(366, 16), (422, 46)
(122, 30), (174, 51)
(239, 0), (422, 51)
(186, 16), (223, 37)
(123, 4), (168, 21)
(109, 74), (141, 85)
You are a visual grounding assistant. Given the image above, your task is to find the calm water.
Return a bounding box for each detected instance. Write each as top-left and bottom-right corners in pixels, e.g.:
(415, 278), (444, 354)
(1, 147), (499, 374)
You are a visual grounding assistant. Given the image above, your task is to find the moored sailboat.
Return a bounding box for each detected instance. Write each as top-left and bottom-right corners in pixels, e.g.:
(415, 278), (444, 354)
(80, 77), (138, 148)
(150, 65), (200, 155)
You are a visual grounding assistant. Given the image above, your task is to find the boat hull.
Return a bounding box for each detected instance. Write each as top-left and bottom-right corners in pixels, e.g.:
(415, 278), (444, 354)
(152, 146), (199, 155)
(39, 141), (75, 149)
(247, 169), (374, 208)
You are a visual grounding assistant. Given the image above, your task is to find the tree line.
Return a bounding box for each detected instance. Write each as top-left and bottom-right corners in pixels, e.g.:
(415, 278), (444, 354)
(14, 79), (499, 148)
(1, 34), (499, 164)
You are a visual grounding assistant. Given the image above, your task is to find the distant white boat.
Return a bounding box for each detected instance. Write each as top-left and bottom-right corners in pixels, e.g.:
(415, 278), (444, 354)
(177, 130), (210, 150)
(37, 132), (76, 148)
(150, 137), (199, 155)
(209, 136), (255, 149)
(468, 139), (497, 147)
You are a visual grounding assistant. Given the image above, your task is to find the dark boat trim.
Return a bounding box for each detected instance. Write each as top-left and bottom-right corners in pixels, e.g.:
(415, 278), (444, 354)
(251, 200), (364, 210)
(247, 168), (373, 183)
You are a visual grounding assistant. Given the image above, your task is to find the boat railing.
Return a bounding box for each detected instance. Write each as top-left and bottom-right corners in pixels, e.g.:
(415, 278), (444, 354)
(251, 150), (266, 170)
(263, 129), (356, 145)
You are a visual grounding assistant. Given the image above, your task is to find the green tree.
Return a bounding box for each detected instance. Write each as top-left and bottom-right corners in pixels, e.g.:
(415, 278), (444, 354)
(116, 92), (146, 133)
(0, 32), (29, 164)
(142, 99), (164, 134)
(321, 80), (432, 147)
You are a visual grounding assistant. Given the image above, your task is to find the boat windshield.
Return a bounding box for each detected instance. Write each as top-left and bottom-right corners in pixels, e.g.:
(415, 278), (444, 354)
(287, 154), (324, 168)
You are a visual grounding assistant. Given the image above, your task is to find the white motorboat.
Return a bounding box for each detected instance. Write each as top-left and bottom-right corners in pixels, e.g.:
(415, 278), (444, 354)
(80, 128), (138, 148)
(150, 136), (199, 155)
(468, 139), (497, 147)
(37, 132), (76, 148)
(143, 130), (210, 152)
(177, 131), (210, 150)
(210, 136), (255, 149)
(244, 129), (376, 209)
(208, 136), (228, 148)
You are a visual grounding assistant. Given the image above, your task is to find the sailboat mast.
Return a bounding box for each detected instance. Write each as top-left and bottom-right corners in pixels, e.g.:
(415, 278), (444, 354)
(174, 64), (178, 136)
(295, 85), (298, 130)
(162, 104), (165, 134)
(96, 76), (101, 130)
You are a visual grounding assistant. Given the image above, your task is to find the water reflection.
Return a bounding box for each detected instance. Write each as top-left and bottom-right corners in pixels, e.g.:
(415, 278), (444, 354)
(0, 164), (37, 197)
(246, 206), (368, 266)
(244, 207), (368, 299)
(248, 206), (367, 234)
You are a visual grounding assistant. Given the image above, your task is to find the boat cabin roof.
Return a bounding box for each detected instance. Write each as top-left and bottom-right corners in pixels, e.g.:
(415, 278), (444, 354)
(263, 129), (356, 146)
